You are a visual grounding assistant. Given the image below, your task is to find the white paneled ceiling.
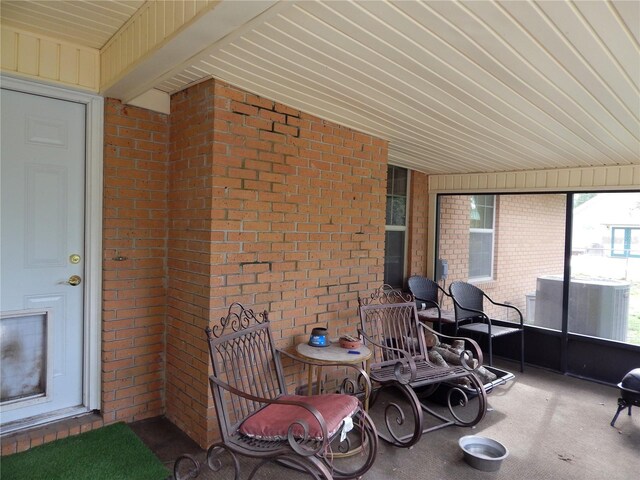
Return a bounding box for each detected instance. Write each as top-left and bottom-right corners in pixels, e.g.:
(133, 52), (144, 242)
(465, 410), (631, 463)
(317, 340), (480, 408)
(2, 0), (639, 175)
(0, 0), (144, 49)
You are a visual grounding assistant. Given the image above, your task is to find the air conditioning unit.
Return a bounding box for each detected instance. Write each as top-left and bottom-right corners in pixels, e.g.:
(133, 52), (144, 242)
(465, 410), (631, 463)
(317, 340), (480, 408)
(525, 292), (536, 324)
(534, 275), (630, 342)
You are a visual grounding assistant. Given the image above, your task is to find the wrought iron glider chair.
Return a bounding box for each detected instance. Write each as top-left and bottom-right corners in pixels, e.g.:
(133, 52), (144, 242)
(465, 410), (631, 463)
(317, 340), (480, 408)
(174, 302), (378, 480)
(358, 286), (487, 448)
(408, 275), (456, 333)
(449, 281), (525, 372)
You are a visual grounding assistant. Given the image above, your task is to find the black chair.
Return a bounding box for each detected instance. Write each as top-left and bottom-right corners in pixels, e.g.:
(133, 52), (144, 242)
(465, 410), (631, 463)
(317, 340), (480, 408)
(449, 281), (524, 372)
(407, 275), (455, 332)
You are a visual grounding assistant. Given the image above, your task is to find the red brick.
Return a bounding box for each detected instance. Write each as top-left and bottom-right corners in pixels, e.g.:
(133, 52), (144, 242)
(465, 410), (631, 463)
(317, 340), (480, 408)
(2, 442), (17, 456)
(105, 81), (390, 451)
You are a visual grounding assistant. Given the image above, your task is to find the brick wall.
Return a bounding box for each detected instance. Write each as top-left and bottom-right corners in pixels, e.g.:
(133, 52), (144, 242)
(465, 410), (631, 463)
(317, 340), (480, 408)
(438, 195), (471, 297)
(407, 171), (429, 276)
(165, 81), (217, 445)
(102, 99), (168, 424)
(492, 194), (566, 314)
(438, 194), (566, 316)
(165, 78), (388, 448)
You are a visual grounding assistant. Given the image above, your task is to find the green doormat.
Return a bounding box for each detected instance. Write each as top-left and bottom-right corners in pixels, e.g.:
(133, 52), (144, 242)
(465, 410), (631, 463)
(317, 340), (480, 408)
(1, 422), (169, 480)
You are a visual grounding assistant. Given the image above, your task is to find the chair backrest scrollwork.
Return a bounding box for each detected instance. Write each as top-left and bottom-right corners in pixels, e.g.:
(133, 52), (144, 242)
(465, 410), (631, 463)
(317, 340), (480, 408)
(358, 301), (425, 366)
(205, 303), (286, 440)
(357, 284), (413, 307)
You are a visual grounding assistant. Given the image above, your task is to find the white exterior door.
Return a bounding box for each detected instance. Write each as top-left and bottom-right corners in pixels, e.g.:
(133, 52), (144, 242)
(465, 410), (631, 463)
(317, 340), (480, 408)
(1, 88), (86, 426)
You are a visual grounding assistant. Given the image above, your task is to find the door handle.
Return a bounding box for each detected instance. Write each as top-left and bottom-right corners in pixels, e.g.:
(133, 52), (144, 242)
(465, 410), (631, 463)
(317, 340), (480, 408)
(65, 275), (82, 286)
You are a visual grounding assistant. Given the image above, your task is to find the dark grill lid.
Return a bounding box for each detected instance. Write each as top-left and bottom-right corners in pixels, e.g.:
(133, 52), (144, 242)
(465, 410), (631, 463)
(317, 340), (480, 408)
(619, 368), (640, 393)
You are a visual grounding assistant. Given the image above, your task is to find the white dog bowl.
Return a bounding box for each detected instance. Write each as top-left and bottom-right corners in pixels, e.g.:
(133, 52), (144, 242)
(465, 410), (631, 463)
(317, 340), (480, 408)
(459, 435), (509, 472)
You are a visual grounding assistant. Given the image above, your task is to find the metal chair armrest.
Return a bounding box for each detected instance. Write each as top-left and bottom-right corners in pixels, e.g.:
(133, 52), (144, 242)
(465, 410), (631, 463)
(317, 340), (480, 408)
(209, 375), (330, 455)
(483, 295), (525, 326)
(414, 297), (440, 310)
(358, 329), (417, 384)
(436, 284), (452, 298)
(452, 304), (491, 324)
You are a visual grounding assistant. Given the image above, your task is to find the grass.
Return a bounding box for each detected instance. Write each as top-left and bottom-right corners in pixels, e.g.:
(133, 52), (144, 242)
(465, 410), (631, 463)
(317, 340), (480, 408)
(1, 423), (169, 480)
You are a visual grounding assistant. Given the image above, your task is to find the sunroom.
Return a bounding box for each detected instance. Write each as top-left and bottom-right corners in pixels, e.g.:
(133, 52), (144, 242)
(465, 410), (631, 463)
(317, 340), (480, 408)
(1, 1), (638, 475)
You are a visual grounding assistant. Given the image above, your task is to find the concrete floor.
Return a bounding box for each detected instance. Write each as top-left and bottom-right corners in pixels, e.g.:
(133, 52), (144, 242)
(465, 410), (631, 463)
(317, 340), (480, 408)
(131, 360), (640, 480)
(130, 416), (202, 475)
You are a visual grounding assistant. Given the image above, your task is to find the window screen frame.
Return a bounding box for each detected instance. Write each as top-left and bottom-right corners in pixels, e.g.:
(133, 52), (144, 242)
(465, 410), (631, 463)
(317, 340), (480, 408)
(469, 194), (496, 282)
(384, 166), (409, 288)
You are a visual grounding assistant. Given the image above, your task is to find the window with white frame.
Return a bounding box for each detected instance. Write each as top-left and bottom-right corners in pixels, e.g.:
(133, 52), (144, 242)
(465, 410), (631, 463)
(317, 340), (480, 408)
(384, 166), (408, 288)
(469, 195), (495, 281)
(611, 227), (640, 258)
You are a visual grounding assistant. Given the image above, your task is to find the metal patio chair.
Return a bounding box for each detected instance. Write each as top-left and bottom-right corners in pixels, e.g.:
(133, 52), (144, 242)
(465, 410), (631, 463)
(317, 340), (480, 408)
(408, 275), (456, 332)
(173, 302), (378, 480)
(449, 281), (525, 372)
(357, 286), (487, 448)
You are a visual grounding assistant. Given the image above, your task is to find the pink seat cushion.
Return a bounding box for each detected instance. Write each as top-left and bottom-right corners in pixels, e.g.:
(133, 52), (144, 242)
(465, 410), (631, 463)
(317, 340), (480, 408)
(239, 394), (359, 441)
